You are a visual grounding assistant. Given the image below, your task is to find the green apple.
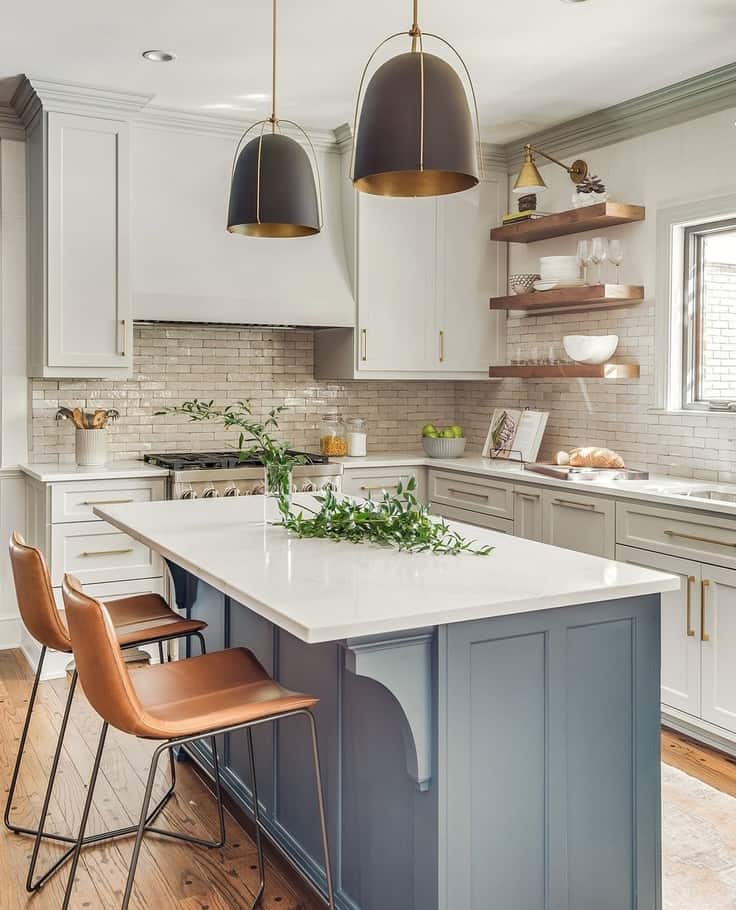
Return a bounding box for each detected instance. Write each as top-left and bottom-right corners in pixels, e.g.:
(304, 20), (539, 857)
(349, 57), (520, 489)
(424, 429), (439, 438)
(439, 428), (455, 438)
(449, 425), (465, 438)
(421, 423), (437, 437)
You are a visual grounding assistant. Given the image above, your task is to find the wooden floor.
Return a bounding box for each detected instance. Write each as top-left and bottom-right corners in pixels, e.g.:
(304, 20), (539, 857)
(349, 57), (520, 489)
(0, 649), (320, 910)
(662, 726), (736, 798)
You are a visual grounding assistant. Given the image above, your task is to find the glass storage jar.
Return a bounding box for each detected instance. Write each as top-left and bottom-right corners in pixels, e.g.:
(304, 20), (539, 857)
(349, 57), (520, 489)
(345, 417), (367, 456)
(319, 413), (348, 457)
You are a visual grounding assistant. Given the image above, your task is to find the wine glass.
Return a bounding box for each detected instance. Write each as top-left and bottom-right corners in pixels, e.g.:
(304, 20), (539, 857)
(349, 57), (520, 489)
(576, 240), (590, 284)
(590, 237), (608, 285)
(608, 239), (623, 283)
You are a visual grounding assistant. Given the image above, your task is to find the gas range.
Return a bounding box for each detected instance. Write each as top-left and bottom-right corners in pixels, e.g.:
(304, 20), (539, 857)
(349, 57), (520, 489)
(143, 451), (342, 500)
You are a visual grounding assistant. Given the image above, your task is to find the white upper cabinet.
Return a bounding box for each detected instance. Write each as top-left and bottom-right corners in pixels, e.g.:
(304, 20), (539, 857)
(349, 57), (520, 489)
(27, 110), (132, 378)
(314, 147), (506, 380)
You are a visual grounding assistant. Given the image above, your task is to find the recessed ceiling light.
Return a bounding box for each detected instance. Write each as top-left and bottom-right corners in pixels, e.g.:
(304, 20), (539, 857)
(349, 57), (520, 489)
(142, 50), (176, 63)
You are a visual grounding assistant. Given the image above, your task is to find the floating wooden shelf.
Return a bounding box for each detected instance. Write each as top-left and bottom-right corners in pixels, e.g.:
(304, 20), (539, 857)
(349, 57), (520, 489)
(490, 284), (645, 313)
(489, 363), (640, 380)
(490, 202), (645, 243)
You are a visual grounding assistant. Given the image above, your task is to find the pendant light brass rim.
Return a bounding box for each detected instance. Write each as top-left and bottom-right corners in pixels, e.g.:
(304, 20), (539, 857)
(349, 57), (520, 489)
(227, 222), (320, 237)
(353, 169), (479, 197)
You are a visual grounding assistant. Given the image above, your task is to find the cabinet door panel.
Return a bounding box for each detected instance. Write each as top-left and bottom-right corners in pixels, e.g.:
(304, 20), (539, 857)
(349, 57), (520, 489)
(436, 177), (505, 371)
(701, 564), (736, 733)
(513, 486), (543, 541)
(617, 545), (701, 717)
(357, 194), (435, 371)
(542, 490), (615, 558)
(47, 112), (130, 368)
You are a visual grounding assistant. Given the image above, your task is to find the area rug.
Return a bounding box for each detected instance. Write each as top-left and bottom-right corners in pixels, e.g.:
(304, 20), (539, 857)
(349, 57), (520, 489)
(663, 762), (736, 909)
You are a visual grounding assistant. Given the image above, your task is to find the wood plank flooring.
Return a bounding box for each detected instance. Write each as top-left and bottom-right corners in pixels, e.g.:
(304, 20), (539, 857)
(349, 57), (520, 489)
(0, 649), (321, 910)
(662, 726), (736, 799)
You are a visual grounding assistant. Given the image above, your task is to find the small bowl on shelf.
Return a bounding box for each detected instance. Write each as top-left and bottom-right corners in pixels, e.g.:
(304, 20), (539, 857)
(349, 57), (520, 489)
(562, 334), (619, 364)
(509, 273), (540, 295)
(422, 436), (466, 459)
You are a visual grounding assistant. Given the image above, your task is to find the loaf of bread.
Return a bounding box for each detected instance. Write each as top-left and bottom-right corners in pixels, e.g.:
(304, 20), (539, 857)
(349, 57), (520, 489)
(568, 447), (625, 469)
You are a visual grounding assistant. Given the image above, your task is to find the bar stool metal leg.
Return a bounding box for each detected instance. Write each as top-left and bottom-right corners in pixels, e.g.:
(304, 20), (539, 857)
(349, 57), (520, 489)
(61, 721), (109, 910)
(304, 710), (336, 910)
(247, 727), (265, 907)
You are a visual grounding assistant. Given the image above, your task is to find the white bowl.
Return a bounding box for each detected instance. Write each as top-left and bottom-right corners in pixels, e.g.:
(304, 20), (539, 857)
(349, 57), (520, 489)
(422, 436), (466, 458)
(563, 334), (619, 364)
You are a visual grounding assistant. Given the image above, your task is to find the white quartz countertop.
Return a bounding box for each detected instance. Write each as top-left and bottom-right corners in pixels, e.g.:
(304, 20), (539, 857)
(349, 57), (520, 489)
(96, 495), (677, 644)
(20, 461), (170, 483)
(336, 453), (736, 518)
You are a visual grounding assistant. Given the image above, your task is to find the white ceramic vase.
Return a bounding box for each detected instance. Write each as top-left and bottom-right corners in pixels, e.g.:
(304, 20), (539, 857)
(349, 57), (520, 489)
(75, 428), (108, 466)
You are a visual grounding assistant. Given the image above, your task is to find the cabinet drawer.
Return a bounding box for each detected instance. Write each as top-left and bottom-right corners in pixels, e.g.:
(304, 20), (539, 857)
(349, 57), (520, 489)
(616, 501), (736, 569)
(52, 576), (166, 614)
(430, 501), (513, 533)
(51, 478), (166, 523)
(342, 466), (427, 503)
(50, 520), (162, 586)
(429, 470), (514, 520)
(542, 489), (615, 558)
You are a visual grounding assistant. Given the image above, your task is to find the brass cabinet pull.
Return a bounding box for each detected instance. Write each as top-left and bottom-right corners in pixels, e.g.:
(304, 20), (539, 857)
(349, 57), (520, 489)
(79, 547), (134, 558)
(686, 575), (696, 637)
(553, 498), (595, 511)
(360, 484), (398, 492)
(447, 487), (489, 501)
(81, 498), (135, 506)
(439, 330), (445, 362)
(360, 328), (367, 361)
(664, 528), (736, 549)
(517, 492), (540, 502)
(701, 579), (711, 642)
(120, 319), (127, 357)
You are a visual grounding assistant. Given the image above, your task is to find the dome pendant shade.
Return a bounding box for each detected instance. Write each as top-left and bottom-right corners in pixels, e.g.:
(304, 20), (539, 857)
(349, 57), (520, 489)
(227, 132), (320, 237)
(353, 52), (478, 197)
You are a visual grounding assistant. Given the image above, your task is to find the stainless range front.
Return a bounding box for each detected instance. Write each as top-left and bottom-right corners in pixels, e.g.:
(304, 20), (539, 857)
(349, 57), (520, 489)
(143, 451), (342, 500)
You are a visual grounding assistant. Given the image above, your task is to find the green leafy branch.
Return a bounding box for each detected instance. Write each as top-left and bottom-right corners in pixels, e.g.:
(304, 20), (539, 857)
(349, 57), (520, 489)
(278, 477), (493, 556)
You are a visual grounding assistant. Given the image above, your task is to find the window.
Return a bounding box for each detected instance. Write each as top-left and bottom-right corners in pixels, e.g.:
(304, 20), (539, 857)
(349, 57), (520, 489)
(683, 218), (736, 409)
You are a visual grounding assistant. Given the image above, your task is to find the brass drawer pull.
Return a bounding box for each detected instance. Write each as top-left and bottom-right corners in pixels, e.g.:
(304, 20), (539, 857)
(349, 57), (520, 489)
(81, 498), (135, 506)
(701, 579), (711, 642)
(517, 492), (539, 502)
(360, 484), (398, 492)
(553, 499), (595, 511)
(686, 575), (695, 637)
(120, 319), (127, 357)
(664, 529), (736, 549)
(79, 547), (134, 558)
(447, 487), (488, 500)
(361, 328), (367, 362)
(439, 330), (445, 362)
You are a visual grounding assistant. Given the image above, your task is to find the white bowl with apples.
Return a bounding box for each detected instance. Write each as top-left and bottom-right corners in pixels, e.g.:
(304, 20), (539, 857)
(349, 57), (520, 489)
(421, 423), (466, 458)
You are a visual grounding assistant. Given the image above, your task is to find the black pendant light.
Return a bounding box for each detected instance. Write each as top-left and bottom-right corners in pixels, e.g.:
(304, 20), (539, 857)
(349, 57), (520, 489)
(227, 0), (321, 237)
(351, 0), (481, 197)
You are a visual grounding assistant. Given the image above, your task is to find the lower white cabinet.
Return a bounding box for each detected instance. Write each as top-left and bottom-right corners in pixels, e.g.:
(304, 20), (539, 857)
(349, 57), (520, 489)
(700, 564), (736, 732)
(513, 486), (543, 542)
(430, 500), (513, 534)
(542, 490), (615, 559)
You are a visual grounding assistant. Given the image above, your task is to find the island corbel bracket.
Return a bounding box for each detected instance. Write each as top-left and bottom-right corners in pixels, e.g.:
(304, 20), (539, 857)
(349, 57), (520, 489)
(343, 628), (434, 792)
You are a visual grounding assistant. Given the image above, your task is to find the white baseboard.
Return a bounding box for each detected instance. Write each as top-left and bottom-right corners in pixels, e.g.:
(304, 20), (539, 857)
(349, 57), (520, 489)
(662, 708), (736, 758)
(0, 615), (21, 650)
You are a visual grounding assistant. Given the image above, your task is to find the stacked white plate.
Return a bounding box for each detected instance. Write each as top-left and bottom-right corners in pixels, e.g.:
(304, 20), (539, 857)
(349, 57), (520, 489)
(534, 256), (585, 291)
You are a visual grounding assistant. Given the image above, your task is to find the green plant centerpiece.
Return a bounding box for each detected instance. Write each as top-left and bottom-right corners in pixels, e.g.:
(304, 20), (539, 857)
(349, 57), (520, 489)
(157, 400), (492, 555)
(156, 399), (306, 506)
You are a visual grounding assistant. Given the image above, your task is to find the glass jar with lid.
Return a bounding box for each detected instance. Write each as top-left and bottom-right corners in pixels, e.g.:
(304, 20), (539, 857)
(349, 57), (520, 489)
(345, 417), (367, 457)
(319, 412), (348, 457)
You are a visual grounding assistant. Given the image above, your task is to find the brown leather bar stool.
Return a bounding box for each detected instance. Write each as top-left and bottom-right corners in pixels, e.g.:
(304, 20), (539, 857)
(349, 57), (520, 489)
(4, 531), (209, 893)
(61, 572), (336, 910)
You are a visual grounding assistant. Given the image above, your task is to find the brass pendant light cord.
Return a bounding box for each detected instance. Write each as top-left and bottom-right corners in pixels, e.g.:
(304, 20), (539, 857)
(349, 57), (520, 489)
(410, 0), (420, 52)
(270, 0), (277, 131)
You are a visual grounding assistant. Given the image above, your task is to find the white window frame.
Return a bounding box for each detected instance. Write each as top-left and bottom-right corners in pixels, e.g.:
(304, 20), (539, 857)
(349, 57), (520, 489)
(656, 195), (736, 413)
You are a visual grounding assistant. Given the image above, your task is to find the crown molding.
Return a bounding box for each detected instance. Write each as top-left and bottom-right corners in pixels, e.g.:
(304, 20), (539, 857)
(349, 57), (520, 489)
(504, 60), (736, 172)
(0, 104), (24, 140)
(11, 75), (153, 128)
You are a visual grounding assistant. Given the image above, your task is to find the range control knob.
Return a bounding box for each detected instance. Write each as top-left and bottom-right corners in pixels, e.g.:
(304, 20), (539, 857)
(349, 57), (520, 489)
(321, 480), (336, 492)
(181, 489), (197, 500)
(223, 486), (240, 497)
(252, 482), (265, 495)
(202, 487), (219, 498)
(301, 480), (315, 492)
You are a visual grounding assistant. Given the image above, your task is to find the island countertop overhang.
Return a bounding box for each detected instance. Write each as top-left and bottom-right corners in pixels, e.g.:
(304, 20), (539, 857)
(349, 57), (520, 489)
(94, 494), (678, 644)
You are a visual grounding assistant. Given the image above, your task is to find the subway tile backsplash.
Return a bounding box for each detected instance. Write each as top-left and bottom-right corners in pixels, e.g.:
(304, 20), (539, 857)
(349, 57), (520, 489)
(30, 324), (455, 463)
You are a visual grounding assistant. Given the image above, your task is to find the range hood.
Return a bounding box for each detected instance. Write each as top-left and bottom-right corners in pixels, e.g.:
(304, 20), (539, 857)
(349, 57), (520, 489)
(131, 124), (354, 328)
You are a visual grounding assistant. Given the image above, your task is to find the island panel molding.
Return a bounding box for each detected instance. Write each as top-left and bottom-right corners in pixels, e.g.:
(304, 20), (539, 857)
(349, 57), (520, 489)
(344, 629), (434, 790)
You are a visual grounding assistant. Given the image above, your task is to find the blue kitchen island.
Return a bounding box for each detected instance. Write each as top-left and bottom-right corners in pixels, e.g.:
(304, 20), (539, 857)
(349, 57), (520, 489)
(97, 494), (678, 910)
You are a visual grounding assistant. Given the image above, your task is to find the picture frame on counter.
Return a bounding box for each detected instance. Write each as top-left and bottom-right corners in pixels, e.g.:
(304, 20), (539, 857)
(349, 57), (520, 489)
(483, 408), (549, 462)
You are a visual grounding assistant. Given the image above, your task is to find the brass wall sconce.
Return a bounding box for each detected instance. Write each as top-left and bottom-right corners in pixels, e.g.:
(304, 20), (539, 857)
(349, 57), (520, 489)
(513, 143), (589, 194)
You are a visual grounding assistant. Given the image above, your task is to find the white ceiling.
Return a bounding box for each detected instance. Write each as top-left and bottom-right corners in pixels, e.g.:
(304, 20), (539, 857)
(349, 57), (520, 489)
(2, 0), (736, 142)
